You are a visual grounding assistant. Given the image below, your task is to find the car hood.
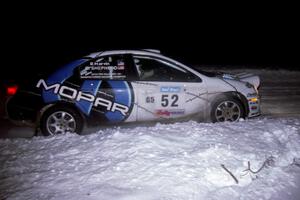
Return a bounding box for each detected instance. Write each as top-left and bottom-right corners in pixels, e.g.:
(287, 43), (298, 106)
(218, 72), (260, 89)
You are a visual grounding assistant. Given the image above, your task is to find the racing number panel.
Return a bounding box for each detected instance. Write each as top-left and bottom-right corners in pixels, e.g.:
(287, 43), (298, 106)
(131, 55), (205, 121)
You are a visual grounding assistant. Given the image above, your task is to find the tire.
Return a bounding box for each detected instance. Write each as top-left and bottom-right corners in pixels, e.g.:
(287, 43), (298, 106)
(211, 96), (245, 122)
(40, 106), (83, 136)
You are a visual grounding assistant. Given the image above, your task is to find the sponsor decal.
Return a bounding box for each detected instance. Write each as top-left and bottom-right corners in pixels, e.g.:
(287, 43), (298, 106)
(250, 106), (258, 110)
(42, 59), (88, 103)
(146, 96), (155, 103)
(39, 59), (134, 122)
(160, 86), (181, 93)
(79, 57), (126, 79)
(155, 109), (185, 117)
(37, 79), (129, 116)
(37, 79), (134, 122)
(132, 82), (158, 86)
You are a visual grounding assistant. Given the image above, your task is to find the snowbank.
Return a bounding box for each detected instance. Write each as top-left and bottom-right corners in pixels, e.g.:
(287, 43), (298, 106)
(1, 118), (300, 200)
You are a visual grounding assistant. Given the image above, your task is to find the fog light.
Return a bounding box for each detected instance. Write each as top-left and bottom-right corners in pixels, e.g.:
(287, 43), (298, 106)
(249, 97), (258, 103)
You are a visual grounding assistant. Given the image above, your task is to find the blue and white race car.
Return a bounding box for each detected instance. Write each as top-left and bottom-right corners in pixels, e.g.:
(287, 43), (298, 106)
(6, 49), (260, 135)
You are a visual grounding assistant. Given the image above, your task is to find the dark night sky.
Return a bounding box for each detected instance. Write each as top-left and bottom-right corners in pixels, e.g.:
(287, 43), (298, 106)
(1, 4), (299, 79)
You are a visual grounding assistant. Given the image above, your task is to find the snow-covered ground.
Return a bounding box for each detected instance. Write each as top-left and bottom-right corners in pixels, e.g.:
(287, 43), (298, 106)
(1, 118), (300, 200)
(1, 68), (300, 200)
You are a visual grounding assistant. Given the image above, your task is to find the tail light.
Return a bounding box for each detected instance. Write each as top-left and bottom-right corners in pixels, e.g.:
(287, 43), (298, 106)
(6, 85), (18, 96)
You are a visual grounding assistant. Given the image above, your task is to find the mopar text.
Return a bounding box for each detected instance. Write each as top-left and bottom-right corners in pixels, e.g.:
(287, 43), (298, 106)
(36, 79), (129, 115)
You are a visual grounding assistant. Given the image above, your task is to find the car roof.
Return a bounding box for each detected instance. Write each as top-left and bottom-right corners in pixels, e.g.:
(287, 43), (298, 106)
(86, 49), (162, 58)
(85, 49), (189, 69)
(84, 49), (208, 80)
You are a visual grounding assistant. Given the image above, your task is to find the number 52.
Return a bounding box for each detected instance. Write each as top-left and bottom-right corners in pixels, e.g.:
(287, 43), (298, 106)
(161, 94), (179, 107)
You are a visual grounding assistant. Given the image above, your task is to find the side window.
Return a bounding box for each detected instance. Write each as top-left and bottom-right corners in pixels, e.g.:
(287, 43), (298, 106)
(133, 56), (200, 82)
(78, 55), (136, 80)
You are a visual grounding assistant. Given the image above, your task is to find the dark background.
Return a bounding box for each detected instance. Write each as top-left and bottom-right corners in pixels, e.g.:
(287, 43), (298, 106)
(1, 4), (299, 79)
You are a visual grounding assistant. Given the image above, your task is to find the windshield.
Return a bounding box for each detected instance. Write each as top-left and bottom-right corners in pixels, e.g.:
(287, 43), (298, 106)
(189, 66), (220, 77)
(161, 53), (219, 78)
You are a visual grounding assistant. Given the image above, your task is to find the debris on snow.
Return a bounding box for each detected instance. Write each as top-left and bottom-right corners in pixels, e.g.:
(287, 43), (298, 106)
(221, 164), (239, 184)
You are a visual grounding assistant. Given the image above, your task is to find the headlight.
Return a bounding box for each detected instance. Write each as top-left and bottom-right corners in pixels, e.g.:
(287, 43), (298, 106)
(245, 82), (259, 94)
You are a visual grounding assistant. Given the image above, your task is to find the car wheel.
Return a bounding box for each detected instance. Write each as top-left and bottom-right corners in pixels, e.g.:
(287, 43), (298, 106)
(40, 106), (83, 136)
(211, 97), (244, 122)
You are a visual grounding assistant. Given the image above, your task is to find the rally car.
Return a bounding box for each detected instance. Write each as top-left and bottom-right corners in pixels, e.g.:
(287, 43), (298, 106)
(5, 49), (260, 135)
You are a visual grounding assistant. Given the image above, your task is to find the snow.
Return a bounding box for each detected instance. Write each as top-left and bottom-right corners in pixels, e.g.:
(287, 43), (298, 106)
(1, 118), (300, 200)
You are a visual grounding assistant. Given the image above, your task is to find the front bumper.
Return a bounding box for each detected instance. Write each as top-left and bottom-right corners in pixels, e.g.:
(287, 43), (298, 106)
(247, 96), (261, 118)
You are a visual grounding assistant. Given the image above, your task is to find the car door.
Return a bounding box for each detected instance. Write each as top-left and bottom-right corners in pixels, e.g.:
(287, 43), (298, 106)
(131, 55), (208, 122)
